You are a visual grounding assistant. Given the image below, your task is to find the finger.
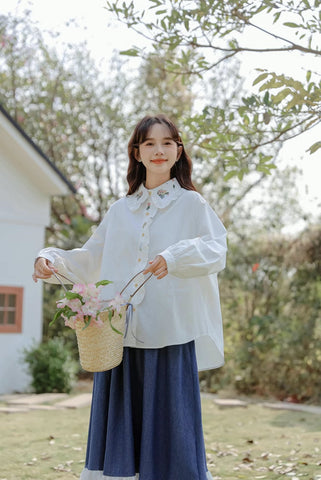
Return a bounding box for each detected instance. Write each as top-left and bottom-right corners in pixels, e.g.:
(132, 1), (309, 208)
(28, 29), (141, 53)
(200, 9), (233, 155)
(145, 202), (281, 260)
(154, 266), (166, 276)
(143, 262), (158, 274)
(34, 260), (56, 279)
(143, 255), (166, 274)
(156, 270), (168, 279)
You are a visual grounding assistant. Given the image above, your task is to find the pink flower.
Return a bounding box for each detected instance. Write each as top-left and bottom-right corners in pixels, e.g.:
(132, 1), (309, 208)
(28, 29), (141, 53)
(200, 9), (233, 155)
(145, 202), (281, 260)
(57, 298), (68, 308)
(52, 280), (124, 332)
(68, 298), (83, 313)
(72, 284), (86, 296)
(108, 293), (125, 313)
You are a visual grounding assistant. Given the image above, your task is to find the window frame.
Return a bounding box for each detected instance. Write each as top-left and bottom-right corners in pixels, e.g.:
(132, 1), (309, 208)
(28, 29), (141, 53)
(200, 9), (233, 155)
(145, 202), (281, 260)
(0, 286), (23, 333)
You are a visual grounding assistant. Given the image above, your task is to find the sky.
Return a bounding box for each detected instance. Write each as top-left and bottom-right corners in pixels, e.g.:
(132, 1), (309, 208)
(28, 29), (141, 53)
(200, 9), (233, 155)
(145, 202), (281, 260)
(1, 0), (320, 225)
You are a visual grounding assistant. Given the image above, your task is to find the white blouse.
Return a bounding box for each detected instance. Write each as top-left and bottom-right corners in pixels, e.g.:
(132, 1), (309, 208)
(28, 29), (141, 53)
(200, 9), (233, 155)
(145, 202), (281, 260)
(38, 178), (227, 371)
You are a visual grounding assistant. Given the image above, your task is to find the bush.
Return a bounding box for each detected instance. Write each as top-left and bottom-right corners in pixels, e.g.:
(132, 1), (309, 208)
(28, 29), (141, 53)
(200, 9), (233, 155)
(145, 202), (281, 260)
(23, 337), (78, 393)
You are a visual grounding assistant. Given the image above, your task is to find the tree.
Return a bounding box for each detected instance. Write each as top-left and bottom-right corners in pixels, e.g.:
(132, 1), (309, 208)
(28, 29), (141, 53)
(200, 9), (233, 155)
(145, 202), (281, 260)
(0, 11), (131, 231)
(107, 0), (321, 179)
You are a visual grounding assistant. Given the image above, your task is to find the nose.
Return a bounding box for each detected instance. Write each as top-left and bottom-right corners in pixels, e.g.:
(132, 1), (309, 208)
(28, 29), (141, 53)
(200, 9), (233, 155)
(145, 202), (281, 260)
(154, 144), (165, 156)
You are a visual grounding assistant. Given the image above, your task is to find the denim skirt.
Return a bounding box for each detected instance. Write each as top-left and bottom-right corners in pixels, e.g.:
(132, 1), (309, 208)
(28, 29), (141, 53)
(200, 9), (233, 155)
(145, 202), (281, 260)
(80, 341), (213, 480)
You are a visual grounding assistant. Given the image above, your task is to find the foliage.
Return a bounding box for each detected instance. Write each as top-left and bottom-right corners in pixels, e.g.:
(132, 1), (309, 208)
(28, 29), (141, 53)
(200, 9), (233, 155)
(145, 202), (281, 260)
(202, 224), (321, 403)
(23, 338), (78, 393)
(0, 11), (130, 229)
(107, 0), (321, 178)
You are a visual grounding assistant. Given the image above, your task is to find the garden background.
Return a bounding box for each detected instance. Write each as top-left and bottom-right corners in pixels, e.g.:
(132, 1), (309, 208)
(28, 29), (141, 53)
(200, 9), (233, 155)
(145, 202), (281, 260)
(0, 0), (320, 403)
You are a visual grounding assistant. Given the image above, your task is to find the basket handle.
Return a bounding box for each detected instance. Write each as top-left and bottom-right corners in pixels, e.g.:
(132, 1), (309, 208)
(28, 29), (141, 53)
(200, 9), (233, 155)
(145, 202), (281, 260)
(49, 269), (74, 291)
(49, 267), (152, 302)
(120, 270), (153, 302)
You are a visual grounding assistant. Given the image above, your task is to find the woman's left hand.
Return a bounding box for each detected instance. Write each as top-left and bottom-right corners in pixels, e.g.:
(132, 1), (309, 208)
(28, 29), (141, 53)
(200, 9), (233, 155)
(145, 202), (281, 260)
(143, 255), (168, 279)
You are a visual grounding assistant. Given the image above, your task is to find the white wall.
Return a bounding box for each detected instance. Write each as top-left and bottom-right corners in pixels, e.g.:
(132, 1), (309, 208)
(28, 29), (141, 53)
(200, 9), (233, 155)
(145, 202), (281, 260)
(0, 145), (52, 225)
(0, 222), (45, 393)
(0, 111), (71, 394)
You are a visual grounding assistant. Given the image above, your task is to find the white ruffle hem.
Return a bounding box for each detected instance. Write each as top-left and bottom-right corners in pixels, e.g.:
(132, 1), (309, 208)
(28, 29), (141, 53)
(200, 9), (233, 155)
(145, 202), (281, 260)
(80, 469), (214, 479)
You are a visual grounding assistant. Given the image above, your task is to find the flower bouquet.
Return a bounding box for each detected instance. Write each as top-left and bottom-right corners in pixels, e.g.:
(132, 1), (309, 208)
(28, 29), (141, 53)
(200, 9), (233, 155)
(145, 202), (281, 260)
(50, 275), (127, 372)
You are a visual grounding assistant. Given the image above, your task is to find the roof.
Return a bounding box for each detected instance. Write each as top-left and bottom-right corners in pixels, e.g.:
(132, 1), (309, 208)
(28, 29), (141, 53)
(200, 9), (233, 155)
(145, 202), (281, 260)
(0, 103), (76, 194)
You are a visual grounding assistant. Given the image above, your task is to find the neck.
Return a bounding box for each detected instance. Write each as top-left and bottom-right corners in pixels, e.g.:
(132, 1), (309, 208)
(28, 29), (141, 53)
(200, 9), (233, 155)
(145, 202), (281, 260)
(145, 174), (171, 190)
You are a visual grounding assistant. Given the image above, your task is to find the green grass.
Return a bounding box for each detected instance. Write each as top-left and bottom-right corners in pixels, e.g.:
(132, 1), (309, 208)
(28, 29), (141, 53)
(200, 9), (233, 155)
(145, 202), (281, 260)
(0, 398), (320, 479)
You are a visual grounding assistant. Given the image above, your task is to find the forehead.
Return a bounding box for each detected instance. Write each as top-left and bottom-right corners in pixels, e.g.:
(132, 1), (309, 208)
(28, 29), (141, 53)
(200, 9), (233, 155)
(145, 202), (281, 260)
(145, 123), (172, 139)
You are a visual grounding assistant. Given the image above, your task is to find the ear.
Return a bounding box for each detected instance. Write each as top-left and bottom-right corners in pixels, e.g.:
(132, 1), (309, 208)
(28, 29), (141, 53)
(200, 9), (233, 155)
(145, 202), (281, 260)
(176, 145), (183, 161)
(134, 146), (141, 162)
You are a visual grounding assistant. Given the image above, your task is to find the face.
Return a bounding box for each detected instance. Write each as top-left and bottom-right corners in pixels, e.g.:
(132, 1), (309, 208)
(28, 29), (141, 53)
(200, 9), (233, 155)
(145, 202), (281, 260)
(137, 123), (182, 188)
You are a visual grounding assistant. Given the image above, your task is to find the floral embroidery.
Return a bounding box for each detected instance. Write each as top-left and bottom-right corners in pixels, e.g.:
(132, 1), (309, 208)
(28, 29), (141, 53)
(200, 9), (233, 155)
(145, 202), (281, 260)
(157, 189), (169, 199)
(127, 178), (181, 212)
(146, 202), (151, 210)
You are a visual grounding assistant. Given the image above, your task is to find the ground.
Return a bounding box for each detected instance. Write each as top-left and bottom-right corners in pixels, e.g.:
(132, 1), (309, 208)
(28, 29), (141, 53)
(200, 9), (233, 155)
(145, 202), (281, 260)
(0, 384), (320, 479)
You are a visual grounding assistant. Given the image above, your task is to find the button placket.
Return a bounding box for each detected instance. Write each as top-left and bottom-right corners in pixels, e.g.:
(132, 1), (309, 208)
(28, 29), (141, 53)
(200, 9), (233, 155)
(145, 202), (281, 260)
(133, 198), (157, 305)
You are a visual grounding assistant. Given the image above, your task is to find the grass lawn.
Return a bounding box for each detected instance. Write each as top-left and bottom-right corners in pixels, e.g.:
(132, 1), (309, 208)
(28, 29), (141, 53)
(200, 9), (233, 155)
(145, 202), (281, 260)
(0, 397), (320, 479)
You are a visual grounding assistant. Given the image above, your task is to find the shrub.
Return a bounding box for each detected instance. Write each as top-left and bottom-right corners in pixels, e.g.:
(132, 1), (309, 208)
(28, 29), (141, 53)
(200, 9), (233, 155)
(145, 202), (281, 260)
(23, 337), (78, 393)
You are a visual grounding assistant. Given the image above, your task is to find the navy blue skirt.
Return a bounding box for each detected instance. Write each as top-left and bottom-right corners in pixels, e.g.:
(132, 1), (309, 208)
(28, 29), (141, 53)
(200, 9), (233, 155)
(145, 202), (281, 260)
(80, 342), (213, 480)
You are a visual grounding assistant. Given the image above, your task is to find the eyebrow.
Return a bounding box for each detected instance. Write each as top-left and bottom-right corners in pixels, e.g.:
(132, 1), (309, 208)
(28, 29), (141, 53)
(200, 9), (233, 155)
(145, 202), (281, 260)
(142, 136), (175, 141)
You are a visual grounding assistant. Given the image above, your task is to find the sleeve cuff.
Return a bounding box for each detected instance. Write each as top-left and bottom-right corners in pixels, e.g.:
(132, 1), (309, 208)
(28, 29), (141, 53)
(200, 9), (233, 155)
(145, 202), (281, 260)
(36, 251), (55, 264)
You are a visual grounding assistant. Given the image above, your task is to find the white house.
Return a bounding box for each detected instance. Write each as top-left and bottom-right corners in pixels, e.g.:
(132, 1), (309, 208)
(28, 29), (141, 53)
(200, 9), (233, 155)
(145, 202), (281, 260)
(0, 104), (75, 394)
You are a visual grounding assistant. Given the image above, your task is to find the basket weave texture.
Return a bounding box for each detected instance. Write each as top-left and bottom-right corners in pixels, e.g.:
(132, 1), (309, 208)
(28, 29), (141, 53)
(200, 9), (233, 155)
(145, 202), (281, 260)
(75, 305), (127, 372)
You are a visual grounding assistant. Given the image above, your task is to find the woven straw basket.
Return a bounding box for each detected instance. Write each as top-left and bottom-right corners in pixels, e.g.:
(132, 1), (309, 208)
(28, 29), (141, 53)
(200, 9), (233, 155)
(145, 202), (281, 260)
(75, 305), (127, 372)
(52, 270), (152, 373)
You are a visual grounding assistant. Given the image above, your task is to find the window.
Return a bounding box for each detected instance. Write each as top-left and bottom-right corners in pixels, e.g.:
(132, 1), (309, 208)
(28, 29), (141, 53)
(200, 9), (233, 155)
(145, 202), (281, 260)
(0, 286), (23, 333)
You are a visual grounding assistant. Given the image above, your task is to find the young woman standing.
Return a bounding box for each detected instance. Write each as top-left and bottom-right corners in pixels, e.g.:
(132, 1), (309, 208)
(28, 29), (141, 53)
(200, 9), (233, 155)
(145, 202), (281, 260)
(33, 114), (227, 480)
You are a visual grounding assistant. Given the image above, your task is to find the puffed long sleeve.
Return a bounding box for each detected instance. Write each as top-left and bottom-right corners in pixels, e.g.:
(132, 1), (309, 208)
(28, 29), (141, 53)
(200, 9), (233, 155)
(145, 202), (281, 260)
(38, 212), (109, 284)
(159, 197), (227, 278)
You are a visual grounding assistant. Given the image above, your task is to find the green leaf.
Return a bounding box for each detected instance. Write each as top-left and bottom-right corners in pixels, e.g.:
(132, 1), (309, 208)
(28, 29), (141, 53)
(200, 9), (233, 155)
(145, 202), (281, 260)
(110, 322), (123, 335)
(283, 22), (300, 28)
(95, 279), (113, 287)
(306, 70), (312, 82)
(263, 112), (271, 124)
(253, 72), (269, 86)
(49, 309), (63, 326)
(64, 309), (77, 319)
(224, 170), (238, 181)
(307, 141), (321, 154)
(271, 88), (292, 104)
(273, 11), (281, 23)
(263, 91), (270, 106)
(119, 48), (139, 56)
(65, 292), (83, 301)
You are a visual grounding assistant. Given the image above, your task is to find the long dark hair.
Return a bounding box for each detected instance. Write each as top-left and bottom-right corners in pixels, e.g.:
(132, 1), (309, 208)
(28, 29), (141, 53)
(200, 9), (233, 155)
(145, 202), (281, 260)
(127, 114), (196, 194)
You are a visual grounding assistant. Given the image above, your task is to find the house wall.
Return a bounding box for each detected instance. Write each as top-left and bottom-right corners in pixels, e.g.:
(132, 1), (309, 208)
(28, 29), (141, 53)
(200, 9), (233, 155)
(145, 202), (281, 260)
(0, 223), (46, 393)
(0, 146), (52, 393)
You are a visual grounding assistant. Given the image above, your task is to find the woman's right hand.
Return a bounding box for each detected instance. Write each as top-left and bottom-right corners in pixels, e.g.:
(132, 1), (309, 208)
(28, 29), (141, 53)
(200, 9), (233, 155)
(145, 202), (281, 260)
(32, 257), (58, 282)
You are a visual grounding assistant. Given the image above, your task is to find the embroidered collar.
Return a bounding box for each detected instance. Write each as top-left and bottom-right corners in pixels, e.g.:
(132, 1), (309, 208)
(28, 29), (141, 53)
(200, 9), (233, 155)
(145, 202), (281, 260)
(126, 178), (182, 211)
